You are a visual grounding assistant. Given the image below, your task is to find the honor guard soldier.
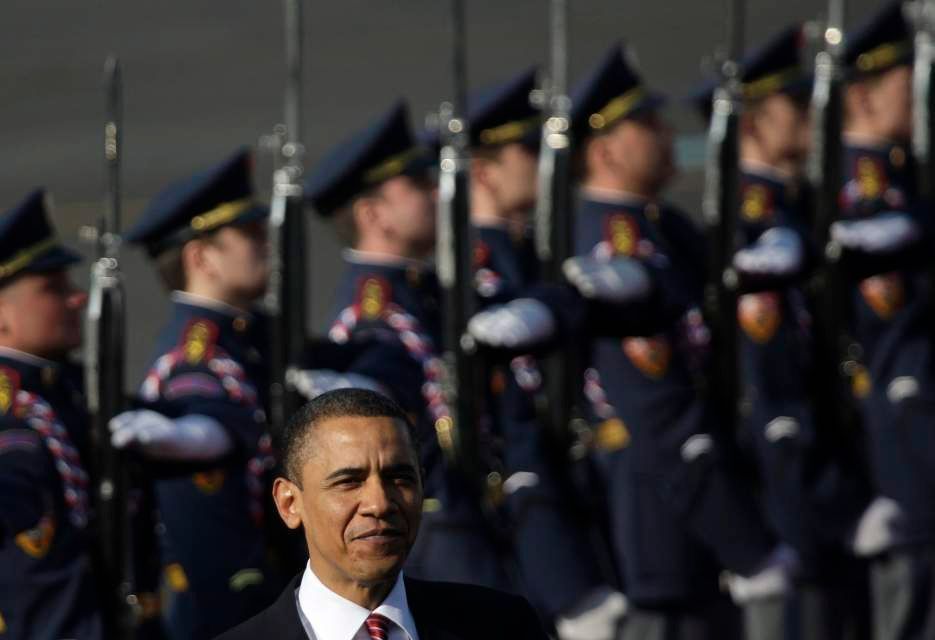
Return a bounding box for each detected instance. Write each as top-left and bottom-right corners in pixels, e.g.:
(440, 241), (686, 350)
(693, 25), (873, 640)
(836, 3), (935, 637)
(549, 44), (797, 639)
(462, 68), (627, 640)
(304, 101), (516, 594)
(111, 150), (281, 639)
(0, 190), (103, 640)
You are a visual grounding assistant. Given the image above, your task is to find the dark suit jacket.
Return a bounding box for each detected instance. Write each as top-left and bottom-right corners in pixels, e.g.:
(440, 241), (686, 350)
(214, 573), (548, 640)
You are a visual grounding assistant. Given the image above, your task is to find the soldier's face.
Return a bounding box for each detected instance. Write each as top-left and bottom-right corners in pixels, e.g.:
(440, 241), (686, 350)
(483, 143), (539, 214)
(602, 111), (675, 194)
(203, 223), (268, 302)
(273, 415), (423, 592)
(0, 271), (86, 358)
(851, 65), (913, 142)
(375, 175), (437, 258)
(745, 92), (811, 175)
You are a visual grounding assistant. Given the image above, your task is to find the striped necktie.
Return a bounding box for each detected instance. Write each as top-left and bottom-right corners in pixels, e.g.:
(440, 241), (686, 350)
(364, 613), (391, 640)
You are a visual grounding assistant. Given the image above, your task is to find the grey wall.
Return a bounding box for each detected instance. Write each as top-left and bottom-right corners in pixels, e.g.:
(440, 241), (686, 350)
(0, 0), (883, 382)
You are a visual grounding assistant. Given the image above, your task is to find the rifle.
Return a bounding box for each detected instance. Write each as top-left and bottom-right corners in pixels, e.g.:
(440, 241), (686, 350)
(702, 0), (745, 433)
(436, 0), (484, 485)
(912, 0), (935, 199)
(534, 0), (588, 457)
(85, 55), (137, 639)
(267, 0), (307, 444)
(807, 0), (862, 434)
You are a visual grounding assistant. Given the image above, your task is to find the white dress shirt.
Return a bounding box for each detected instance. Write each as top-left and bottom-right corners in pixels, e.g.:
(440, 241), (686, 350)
(294, 562), (420, 640)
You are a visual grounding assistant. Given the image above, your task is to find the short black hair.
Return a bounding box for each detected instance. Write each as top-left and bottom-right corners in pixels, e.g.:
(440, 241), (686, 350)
(279, 388), (419, 485)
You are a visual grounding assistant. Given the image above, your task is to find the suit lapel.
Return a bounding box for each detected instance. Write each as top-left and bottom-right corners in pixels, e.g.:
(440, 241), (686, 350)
(404, 578), (462, 640)
(272, 574), (309, 640)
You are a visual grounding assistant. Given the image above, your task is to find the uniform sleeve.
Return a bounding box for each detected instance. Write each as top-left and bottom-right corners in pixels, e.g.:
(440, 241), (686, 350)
(0, 427), (50, 538)
(137, 345), (265, 459)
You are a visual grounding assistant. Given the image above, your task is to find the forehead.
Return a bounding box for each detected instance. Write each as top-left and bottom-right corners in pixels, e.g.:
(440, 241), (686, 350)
(303, 415), (415, 469)
(3, 271), (64, 297)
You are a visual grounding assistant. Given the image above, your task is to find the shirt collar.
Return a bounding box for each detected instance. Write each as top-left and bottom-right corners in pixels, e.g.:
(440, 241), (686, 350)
(0, 346), (56, 369)
(342, 249), (432, 273)
(297, 562), (419, 640)
(580, 185), (654, 208)
(740, 160), (795, 186)
(170, 290), (252, 318)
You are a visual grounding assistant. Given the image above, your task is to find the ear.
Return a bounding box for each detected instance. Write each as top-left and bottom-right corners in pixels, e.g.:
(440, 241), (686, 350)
(470, 156), (493, 188)
(272, 476), (304, 530)
(844, 82), (869, 121)
(180, 239), (206, 275)
(354, 195), (381, 231)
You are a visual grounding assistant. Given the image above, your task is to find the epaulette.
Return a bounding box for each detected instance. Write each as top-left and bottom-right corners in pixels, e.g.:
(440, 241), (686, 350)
(357, 276), (392, 320)
(181, 318), (220, 365)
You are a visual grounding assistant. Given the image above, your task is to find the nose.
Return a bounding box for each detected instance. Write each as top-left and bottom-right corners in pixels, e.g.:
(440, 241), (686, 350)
(358, 475), (395, 518)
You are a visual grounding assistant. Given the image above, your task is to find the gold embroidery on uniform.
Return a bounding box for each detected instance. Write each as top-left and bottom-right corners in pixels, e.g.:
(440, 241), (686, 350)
(738, 293), (782, 344)
(595, 418), (631, 452)
(860, 273), (904, 320)
(192, 470), (226, 494)
(622, 336), (671, 379)
(606, 214), (640, 257)
(741, 184), (771, 222)
(856, 157), (885, 200)
(360, 278), (389, 320)
(165, 563), (190, 592)
(184, 321), (215, 364)
(0, 370), (14, 415)
(14, 515), (55, 559)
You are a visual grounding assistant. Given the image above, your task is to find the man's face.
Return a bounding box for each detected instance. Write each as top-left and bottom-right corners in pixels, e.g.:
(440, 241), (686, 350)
(373, 175), (437, 258)
(278, 415), (423, 588)
(600, 110), (675, 194)
(201, 221), (269, 302)
(849, 64), (913, 142)
(482, 143), (539, 215)
(746, 92), (811, 174)
(865, 65), (913, 142)
(0, 270), (86, 358)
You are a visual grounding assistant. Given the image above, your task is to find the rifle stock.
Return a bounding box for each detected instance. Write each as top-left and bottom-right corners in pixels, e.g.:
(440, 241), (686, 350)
(534, 0), (587, 455)
(267, 0), (307, 443)
(806, 0), (862, 435)
(436, 0), (484, 484)
(85, 55), (137, 640)
(702, 0), (744, 432)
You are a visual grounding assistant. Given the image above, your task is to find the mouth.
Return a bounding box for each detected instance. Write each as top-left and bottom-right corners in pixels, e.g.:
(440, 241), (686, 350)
(353, 527), (405, 544)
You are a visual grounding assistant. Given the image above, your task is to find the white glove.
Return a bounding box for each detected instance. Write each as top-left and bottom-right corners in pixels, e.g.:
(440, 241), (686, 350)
(109, 409), (232, 461)
(726, 544), (798, 604)
(288, 369), (385, 401)
(831, 212), (920, 254)
(851, 496), (905, 557)
(467, 298), (557, 349)
(733, 226), (804, 278)
(562, 256), (651, 304)
(555, 586), (628, 640)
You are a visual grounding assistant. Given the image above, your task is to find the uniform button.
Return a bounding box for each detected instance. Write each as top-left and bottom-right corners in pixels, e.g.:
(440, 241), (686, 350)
(247, 348), (261, 363)
(644, 202), (660, 223)
(233, 317), (248, 332)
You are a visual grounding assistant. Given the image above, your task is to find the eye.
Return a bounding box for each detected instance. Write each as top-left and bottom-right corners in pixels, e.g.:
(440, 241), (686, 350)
(332, 477), (362, 489)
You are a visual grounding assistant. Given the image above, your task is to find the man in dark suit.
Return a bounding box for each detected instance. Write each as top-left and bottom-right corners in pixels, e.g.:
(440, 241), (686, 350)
(216, 388), (548, 640)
